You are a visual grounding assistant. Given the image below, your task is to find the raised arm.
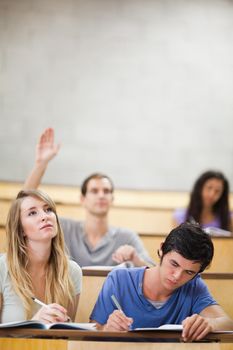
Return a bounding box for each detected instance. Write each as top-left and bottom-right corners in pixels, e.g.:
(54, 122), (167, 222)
(23, 128), (60, 189)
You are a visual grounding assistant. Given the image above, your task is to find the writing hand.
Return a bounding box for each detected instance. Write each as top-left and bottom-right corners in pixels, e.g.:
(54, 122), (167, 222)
(32, 303), (69, 324)
(103, 310), (133, 331)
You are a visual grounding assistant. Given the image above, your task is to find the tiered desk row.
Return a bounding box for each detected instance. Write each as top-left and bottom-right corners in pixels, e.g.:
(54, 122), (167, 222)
(0, 181), (233, 338)
(1, 181), (233, 272)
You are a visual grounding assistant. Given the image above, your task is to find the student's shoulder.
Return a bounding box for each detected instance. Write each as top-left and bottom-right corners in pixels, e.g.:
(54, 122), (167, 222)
(68, 259), (82, 275)
(60, 217), (82, 227)
(0, 254), (7, 266)
(60, 218), (83, 234)
(108, 266), (145, 280)
(185, 274), (207, 291)
(0, 254), (8, 280)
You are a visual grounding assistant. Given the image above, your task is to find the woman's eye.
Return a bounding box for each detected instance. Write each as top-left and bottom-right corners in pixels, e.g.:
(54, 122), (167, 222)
(45, 207), (53, 213)
(28, 210), (37, 216)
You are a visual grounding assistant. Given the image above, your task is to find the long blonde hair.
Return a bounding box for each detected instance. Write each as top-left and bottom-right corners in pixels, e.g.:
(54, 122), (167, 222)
(6, 189), (75, 319)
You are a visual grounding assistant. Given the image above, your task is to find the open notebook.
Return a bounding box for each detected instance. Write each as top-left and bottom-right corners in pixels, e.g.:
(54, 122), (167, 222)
(204, 227), (232, 237)
(132, 324), (183, 331)
(132, 324), (233, 334)
(0, 320), (96, 330)
(82, 262), (134, 271)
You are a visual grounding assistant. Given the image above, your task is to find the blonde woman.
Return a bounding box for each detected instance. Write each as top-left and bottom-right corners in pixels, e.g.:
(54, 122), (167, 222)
(0, 190), (82, 323)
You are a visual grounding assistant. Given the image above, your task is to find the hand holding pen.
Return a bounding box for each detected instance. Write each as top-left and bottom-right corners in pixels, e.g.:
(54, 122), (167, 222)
(103, 295), (133, 331)
(31, 297), (70, 323)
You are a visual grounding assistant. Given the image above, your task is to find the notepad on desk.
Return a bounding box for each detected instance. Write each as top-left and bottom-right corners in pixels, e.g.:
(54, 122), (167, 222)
(0, 320), (96, 330)
(132, 324), (183, 331)
(204, 227), (232, 237)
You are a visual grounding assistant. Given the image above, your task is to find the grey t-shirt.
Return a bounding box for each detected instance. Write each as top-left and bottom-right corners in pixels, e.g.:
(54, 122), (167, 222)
(60, 218), (154, 267)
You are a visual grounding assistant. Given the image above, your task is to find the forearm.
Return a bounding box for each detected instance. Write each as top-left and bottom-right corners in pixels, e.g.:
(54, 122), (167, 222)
(209, 316), (233, 331)
(131, 250), (155, 267)
(131, 254), (150, 267)
(23, 161), (48, 190)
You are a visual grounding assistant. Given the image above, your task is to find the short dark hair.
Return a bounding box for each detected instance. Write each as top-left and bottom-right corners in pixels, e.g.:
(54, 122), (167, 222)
(161, 222), (214, 272)
(81, 173), (114, 196)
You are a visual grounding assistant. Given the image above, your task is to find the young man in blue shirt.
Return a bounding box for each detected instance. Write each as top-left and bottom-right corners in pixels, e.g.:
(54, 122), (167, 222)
(90, 223), (233, 341)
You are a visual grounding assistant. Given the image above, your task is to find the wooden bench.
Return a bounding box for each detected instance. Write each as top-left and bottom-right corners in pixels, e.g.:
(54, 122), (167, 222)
(0, 226), (232, 273)
(1, 181), (233, 273)
(0, 198), (174, 234)
(1, 181), (233, 235)
(76, 270), (233, 323)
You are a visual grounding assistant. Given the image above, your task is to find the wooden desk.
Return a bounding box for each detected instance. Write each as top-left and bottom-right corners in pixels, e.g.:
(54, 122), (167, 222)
(0, 328), (232, 350)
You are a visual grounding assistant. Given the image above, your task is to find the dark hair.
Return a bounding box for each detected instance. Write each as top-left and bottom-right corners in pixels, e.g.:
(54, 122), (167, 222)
(186, 170), (231, 231)
(161, 222), (214, 272)
(81, 173), (114, 196)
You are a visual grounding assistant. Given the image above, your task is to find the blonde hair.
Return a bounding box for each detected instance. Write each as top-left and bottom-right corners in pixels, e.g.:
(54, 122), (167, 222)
(6, 189), (75, 319)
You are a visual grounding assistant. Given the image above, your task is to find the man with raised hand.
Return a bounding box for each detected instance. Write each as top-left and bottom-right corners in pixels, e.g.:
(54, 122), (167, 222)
(24, 128), (154, 267)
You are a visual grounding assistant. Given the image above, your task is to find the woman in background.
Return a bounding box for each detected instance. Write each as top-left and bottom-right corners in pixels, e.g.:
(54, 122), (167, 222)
(0, 190), (82, 323)
(173, 170), (232, 231)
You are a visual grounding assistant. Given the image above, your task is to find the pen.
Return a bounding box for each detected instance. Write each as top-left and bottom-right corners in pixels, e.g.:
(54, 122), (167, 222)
(31, 297), (48, 307)
(31, 297), (71, 322)
(111, 294), (125, 314)
(111, 294), (133, 330)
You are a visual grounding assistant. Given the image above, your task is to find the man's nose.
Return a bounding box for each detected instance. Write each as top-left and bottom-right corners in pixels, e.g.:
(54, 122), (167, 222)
(98, 190), (105, 197)
(173, 269), (182, 281)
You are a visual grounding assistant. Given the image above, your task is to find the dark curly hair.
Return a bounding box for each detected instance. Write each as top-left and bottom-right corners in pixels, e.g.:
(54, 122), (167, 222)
(160, 222), (214, 272)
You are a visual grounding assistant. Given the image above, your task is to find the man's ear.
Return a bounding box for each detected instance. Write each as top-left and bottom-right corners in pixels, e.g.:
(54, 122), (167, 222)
(157, 243), (164, 258)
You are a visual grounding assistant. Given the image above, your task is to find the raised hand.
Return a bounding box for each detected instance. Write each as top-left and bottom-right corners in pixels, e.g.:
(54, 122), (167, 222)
(35, 128), (60, 166)
(24, 127), (61, 189)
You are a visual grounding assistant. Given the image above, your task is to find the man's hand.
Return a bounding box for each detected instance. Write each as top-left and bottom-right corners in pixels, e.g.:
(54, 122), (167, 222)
(103, 310), (133, 331)
(35, 128), (60, 166)
(182, 314), (213, 342)
(112, 245), (138, 265)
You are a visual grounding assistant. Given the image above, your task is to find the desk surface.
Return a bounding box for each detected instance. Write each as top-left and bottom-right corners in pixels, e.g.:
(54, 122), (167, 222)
(0, 328), (232, 343)
(82, 268), (233, 279)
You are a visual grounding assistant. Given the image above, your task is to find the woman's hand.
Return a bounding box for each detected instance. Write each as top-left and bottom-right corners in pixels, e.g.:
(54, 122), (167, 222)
(32, 303), (69, 324)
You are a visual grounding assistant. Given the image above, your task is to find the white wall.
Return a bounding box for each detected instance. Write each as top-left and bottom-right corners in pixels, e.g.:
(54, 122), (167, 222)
(1, 0), (233, 190)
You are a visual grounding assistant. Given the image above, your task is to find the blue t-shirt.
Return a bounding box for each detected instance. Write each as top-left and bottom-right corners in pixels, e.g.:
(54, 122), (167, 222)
(90, 267), (217, 328)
